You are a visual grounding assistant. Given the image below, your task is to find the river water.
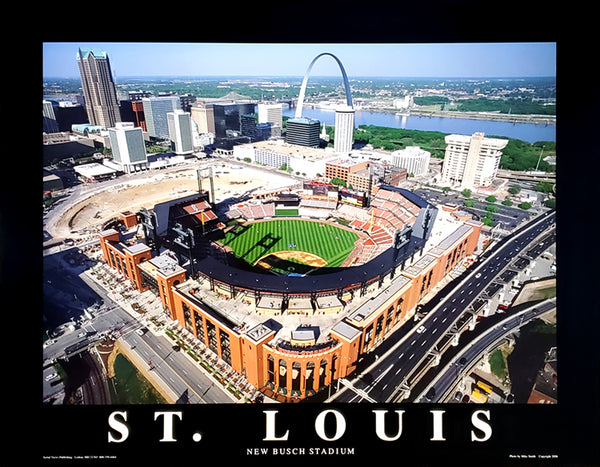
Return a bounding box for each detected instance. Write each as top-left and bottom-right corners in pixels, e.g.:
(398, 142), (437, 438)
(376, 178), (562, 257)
(282, 107), (556, 144)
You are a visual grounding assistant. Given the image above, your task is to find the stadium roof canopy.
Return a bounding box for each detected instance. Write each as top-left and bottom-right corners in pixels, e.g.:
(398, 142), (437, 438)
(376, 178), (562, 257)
(195, 236), (427, 295)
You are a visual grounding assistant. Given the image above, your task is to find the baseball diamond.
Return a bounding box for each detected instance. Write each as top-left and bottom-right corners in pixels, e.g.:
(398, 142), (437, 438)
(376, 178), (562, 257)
(220, 219), (360, 273)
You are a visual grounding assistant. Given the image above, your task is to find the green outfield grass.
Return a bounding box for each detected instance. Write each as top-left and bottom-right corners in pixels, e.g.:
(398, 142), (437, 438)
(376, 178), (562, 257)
(221, 219), (359, 271)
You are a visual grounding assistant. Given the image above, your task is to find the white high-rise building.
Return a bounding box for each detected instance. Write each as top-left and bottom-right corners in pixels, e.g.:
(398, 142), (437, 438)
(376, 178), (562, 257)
(441, 132), (508, 188)
(108, 122), (148, 173)
(391, 146), (431, 177)
(258, 103), (283, 128)
(334, 105), (355, 154)
(167, 110), (194, 155)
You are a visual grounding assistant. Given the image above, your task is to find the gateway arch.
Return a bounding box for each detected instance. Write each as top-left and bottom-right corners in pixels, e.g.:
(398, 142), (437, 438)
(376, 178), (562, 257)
(295, 52), (353, 118)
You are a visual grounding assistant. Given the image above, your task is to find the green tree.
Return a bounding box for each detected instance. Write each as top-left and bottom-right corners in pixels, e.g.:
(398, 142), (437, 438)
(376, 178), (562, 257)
(508, 184), (521, 195)
(330, 177), (347, 187)
(485, 195), (497, 203)
(462, 189), (472, 198)
(535, 181), (554, 193)
(481, 212), (495, 226)
(518, 202), (532, 210)
(486, 204), (499, 213)
(464, 200), (476, 208)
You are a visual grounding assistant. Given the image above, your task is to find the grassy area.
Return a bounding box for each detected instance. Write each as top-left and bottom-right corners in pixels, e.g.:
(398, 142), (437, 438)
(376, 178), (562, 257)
(108, 354), (167, 404)
(489, 349), (509, 380)
(220, 220), (358, 270)
(275, 208), (299, 216)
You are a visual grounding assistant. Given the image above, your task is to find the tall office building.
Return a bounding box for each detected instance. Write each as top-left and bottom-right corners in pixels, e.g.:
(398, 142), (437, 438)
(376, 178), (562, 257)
(167, 110), (194, 155)
(190, 103), (216, 134)
(212, 102), (256, 138)
(108, 122), (148, 173)
(334, 105), (355, 154)
(142, 96), (181, 139)
(42, 100), (59, 133)
(120, 100), (147, 131)
(77, 48), (121, 129)
(258, 103), (283, 128)
(440, 132), (508, 188)
(285, 117), (321, 147)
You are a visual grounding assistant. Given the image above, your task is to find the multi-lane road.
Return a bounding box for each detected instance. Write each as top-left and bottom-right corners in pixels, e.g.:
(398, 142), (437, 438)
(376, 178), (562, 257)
(117, 327), (236, 404)
(415, 297), (556, 403)
(43, 256), (236, 404)
(328, 209), (556, 403)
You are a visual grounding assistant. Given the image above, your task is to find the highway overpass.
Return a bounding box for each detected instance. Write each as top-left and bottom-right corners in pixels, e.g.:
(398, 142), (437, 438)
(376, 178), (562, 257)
(413, 297), (556, 403)
(327, 210), (556, 403)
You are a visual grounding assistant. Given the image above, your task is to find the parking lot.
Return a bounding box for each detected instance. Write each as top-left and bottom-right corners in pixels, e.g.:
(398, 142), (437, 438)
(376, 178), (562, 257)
(413, 186), (537, 231)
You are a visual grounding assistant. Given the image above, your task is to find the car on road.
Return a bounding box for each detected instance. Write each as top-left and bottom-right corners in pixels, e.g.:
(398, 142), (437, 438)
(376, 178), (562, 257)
(475, 273), (481, 278)
(45, 372), (57, 381)
(43, 339), (56, 348)
(136, 328), (146, 336)
(416, 325), (426, 334)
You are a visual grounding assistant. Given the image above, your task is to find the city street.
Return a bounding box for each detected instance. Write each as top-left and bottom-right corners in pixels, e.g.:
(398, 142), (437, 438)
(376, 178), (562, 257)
(42, 246), (237, 404)
(328, 209), (555, 402)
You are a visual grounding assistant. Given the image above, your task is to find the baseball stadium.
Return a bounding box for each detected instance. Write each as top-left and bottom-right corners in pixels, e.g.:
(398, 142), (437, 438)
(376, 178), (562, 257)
(98, 172), (483, 402)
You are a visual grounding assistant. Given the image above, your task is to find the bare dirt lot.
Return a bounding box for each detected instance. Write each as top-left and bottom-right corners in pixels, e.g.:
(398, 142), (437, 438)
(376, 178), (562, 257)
(48, 164), (295, 240)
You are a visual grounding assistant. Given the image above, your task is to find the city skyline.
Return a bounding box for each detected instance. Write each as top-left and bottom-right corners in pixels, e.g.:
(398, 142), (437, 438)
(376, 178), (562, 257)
(43, 42), (556, 80)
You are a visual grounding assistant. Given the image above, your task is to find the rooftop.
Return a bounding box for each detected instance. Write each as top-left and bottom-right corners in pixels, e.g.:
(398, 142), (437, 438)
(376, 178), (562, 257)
(287, 117), (320, 124)
(73, 163), (116, 178)
(247, 139), (338, 162)
(77, 48), (108, 60)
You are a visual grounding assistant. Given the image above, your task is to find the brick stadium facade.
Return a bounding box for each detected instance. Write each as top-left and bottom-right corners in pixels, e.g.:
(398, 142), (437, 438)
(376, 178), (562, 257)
(98, 187), (482, 402)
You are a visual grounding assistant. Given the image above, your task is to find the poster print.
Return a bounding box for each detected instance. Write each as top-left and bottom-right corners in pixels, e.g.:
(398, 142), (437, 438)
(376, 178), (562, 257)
(38, 31), (597, 465)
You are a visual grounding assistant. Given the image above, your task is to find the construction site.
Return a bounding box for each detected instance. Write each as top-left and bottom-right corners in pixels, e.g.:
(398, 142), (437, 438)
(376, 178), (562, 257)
(43, 160), (297, 245)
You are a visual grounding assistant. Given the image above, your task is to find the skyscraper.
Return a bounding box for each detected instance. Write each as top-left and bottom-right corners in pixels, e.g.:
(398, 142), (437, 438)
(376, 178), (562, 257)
(258, 103), (283, 128)
(334, 105), (355, 154)
(441, 132), (508, 188)
(42, 100), (59, 133)
(108, 122), (148, 173)
(212, 102), (256, 138)
(167, 110), (194, 155)
(142, 96), (181, 139)
(77, 48), (121, 129)
(285, 118), (321, 147)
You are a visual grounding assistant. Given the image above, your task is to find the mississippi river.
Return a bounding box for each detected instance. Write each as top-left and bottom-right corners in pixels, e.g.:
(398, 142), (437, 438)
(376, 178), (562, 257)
(283, 107), (555, 143)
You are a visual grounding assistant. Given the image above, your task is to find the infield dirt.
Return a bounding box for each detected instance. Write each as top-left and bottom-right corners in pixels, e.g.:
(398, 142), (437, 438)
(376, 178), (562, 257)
(255, 250), (328, 269)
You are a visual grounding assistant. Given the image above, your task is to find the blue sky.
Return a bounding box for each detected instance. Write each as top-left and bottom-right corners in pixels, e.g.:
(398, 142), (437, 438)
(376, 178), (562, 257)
(43, 42), (556, 79)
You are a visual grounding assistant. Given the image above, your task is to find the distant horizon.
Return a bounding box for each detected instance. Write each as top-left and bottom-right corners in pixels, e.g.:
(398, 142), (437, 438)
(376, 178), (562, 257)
(43, 43), (556, 80)
(44, 74), (557, 80)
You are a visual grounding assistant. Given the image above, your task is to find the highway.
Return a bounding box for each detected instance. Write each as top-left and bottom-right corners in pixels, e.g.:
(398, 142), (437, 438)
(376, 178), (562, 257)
(415, 297), (556, 403)
(327, 209), (556, 403)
